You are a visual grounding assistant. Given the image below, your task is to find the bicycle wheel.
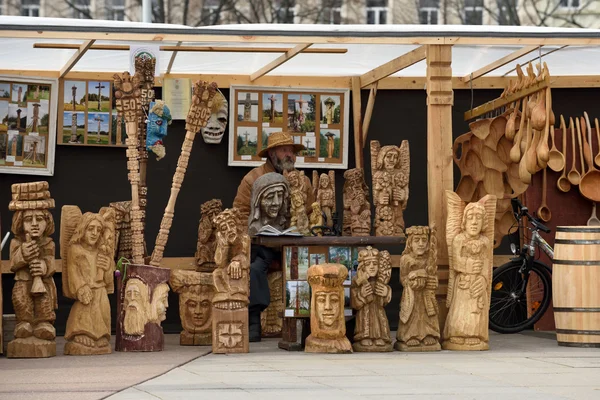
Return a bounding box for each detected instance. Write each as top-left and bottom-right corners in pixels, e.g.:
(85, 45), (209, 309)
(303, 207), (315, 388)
(489, 260), (552, 334)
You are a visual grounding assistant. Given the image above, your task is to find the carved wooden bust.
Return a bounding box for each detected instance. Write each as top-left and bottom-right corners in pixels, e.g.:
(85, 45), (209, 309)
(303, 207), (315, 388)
(212, 208), (251, 354)
(248, 172), (290, 236)
(396, 225), (441, 352)
(351, 246), (393, 352)
(443, 191), (496, 351)
(170, 270), (215, 346)
(7, 182), (57, 358)
(305, 263), (352, 353)
(195, 199), (223, 272)
(343, 168), (371, 236)
(371, 140), (410, 237)
(61, 206), (116, 355)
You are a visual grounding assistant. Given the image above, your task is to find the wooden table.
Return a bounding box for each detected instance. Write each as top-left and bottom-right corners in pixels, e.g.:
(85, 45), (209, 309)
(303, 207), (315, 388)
(253, 235), (406, 351)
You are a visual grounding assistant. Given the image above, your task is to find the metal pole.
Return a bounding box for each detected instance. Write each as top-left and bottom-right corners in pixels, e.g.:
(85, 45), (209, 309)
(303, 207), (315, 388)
(142, 0), (152, 22)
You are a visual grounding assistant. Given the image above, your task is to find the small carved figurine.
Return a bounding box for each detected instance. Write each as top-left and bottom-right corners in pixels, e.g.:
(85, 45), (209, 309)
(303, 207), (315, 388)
(7, 182), (57, 358)
(395, 225), (441, 352)
(371, 140), (410, 237)
(195, 199), (223, 272)
(343, 168), (371, 236)
(146, 100), (172, 160)
(305, 263), (352, 353)
(212, 208), (251, 354)
(261, 271), (284, 337)
(248, 172), (291, 236)
(285, 170), (309, 235)
(312, 170), (336, 228)
(170, 270), (215, 346)
(61, 206), (116, 355)
(443, 191), (496, 351)
(115, 264), (170, 352)
(201, 92), (229, 144)
(351, 246), (392, 352)
(309, 202), (324, 236)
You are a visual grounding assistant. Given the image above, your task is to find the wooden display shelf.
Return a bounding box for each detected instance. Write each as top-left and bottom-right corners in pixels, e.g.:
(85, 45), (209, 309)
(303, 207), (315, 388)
(251, 235), (406, 247)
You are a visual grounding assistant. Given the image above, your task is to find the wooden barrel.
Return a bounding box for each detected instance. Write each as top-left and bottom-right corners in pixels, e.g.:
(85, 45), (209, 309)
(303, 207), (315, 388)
(553, 226), (600, 348)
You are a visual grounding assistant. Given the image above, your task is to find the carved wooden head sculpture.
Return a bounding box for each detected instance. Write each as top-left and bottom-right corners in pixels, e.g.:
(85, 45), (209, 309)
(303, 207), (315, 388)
(201, 92), (228, 144)
(123, 278), (150, 336)
(214, 208), (243, 245)
(307, 263), (348, 338)
(149, 283), (170, 324)
(170, 270), (215, 334)
(248, 172), (290, 236)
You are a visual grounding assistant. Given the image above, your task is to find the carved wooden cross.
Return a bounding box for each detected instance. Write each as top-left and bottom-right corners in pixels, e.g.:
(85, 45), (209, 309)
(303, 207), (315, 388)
(243, 131), (250, 146)
(94, 82), (105, 111)
(94, 114), (103, 143)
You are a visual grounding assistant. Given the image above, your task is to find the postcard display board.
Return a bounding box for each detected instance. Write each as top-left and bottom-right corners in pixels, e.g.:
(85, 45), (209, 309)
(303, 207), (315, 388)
(283, 245), (357, 318)
(57, 79), (126, 147)
(228, 86), (349, 169)
(0, 76), (58, 176)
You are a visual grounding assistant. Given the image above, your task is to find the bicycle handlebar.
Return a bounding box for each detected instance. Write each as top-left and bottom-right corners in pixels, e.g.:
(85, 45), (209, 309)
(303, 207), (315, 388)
(510, 198), (551, 233)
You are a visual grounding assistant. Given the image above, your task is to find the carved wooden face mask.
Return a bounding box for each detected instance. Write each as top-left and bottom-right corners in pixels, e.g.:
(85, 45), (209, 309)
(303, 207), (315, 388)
(201, 94), (228, 144)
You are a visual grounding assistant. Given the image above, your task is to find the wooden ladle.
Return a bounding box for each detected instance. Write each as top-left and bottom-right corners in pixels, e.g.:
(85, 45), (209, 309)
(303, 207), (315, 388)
(510, 97), (527, 163)
(556, 115), (571, 192)
(578, 116), (600, 202)
(588, 203), (600, 226)
(547, 111), (565, 172)
(537, 167), (551, 222)
(567, 117), (581, 185)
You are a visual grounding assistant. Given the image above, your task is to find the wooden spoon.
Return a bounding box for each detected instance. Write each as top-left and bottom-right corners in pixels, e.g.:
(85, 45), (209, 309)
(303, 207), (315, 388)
(595, 118), (600, 168)
(567, 117), (581, 185)
(547, 102), (564, 172)
(584, 112), (593, 165)
(505, 101), (519, 141)
(579, 118), (600, 202)
(556, 115), (571, 192)
(537, 167), (551, 222)
(526, 125), (540, 175)
(576, 117), (586, 175)
(535, 88), (551, 167)
(519, 118), (533, 184)
(587, 203), (600, 226)
(510, 97), (527, 163)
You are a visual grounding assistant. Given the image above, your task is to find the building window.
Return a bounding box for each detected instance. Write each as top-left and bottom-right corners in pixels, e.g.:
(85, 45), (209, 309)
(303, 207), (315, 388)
(201, 0), (221, 24)
(0, 0), (5, 15)
(275, 0), (296, 23)
(107, 0), (125, 21)
(464, 0), (483, 24)
(72, 0), (91, 19)
(419, 0), (439, 24)
(559, 0), (580, 8)
(21, 0), (40, 17)
(321, 0), (342, 24)
(367, 0), (388, 24)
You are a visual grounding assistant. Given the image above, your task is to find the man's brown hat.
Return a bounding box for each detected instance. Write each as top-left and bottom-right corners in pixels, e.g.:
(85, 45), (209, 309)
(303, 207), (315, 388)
(257, 131), (305, 158)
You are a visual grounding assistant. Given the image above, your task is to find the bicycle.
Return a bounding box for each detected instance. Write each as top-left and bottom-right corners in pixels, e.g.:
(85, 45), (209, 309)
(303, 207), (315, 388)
(489, 198), (553, 334)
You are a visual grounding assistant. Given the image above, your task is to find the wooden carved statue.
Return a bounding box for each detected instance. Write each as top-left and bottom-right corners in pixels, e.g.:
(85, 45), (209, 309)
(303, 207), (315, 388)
(195, 199), (223, 272)
(285, 170), (309, 235)
(443, 191), (496, 351)
(343, 168), (371, 236)
(305, 263), (352, 353)
(309, 202), (324, 236)
(60, 206), (116, 355)
(351, 246), (392, 352)
(248, 172), (291, 236)
(109, 201), (132, 261)
(201, 92), (229, 144)
(312, 170), (336, 228)
(7, 182), (57, 358)
(170, 270), (215, 346)
(115, 264), (170, 352)
(395, 225), (441, 352)
(371, 140), (410, 237)
(212, 208), (251, 354)
(261, 271), (284, 337)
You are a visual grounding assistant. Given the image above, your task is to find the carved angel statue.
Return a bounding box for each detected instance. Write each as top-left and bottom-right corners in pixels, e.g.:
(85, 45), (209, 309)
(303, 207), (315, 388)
(395, 224), (440, 352)
(443, 191), (496, 351)
(60, 206), (116, 355)
(370, 140), (410, 236)
(312, 170), (336, 228)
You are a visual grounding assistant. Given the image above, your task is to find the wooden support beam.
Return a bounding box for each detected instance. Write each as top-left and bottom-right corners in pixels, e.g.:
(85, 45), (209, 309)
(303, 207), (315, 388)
(33, 43), (348, 54)
(462, 45), (539, 83)
(351, 76), (364, 169)
(166, 41), (182, 74)
(59, 39), (95, 79)
(361, 82), (378, 148)
(359, 45), (427, 88)
(464, 74), (550, 121)
(250, 43), (311, 81)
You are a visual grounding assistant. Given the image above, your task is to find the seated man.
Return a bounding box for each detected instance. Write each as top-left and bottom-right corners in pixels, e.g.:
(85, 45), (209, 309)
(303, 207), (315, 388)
(233, 131), (314, 342)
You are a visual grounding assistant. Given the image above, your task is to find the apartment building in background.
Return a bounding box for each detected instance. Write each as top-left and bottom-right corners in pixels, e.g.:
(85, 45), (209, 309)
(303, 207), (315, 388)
(0, 0), (598, 28)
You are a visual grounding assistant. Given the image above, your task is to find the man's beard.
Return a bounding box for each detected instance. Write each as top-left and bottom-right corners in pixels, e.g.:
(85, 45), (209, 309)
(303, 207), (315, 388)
(124, 305), (146, 335)
(271, 155), (295, 173)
